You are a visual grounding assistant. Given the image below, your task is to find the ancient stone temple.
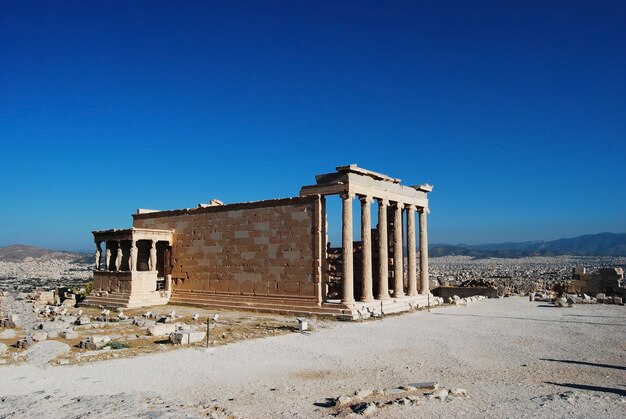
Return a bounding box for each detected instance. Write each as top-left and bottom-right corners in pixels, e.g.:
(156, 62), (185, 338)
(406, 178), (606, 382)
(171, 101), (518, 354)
(83, 165), (435, 318)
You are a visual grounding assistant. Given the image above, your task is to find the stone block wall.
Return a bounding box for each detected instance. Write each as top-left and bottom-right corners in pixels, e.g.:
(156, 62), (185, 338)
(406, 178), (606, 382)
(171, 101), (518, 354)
(132, 196), (323, 302)
(93, 271), (133, 293)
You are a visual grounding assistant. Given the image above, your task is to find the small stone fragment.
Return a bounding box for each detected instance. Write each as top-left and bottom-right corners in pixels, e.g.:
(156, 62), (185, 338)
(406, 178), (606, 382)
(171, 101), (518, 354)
(409, 382), (439, 391)
(450, 388), (468, 397)
(354, 389), (374, 399)
(428, 388), (449, 401)
(335, 396), (353, 407)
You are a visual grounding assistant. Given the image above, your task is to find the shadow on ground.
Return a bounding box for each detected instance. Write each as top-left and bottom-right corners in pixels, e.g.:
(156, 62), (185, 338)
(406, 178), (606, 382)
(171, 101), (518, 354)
(540, 358), (626, 371)
(545, 382), (626, 397)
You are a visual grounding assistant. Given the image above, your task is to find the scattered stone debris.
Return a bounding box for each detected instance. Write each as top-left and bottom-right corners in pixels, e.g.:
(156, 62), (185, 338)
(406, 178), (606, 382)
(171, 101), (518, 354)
(75, 315), (91, 325)
(15, 336), (34, 349)
(446, 295), (488, 306)
(0, 318), (17, 328)
(528, 290), (625, 308)
(318, 382), (468, 416)
(79, 336), (111, 350)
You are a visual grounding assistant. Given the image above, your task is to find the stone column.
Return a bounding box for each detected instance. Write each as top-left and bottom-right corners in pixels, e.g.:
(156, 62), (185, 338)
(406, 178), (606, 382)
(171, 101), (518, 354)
(105, 243), (111, 271)
(360, 196), (374, 302)
(129, 240), (137, 271)
(393, 202), (405, 297)
(341, 192), (355, 304)
(419, 208), (429, 294)
(377, 199), (390, 300)
(406, 204), (417, 296)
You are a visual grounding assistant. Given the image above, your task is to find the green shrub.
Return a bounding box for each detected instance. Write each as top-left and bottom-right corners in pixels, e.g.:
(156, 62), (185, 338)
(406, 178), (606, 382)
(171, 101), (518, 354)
(104, 341), (129, 350)
(75, 282), (93, 302)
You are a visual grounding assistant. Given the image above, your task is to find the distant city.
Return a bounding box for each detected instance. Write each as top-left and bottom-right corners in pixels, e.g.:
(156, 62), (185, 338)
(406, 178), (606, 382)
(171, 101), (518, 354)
(1, 232), (624, 293)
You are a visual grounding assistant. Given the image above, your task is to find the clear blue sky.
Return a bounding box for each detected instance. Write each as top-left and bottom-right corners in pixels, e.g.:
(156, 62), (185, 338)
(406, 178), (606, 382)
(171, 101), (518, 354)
(1, 1), (624, 251)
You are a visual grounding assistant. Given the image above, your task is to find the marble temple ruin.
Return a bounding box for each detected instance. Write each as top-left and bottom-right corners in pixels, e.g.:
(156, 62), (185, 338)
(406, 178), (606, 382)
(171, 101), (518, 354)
(83, 165), (435, 318)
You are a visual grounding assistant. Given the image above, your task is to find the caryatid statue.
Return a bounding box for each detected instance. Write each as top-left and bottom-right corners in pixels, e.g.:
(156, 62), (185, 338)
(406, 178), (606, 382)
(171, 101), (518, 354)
(95, 242), (102, 270)
(148, 241), (157, 271)
(115, 242), (123, 271)
(129, 241), (137, 271)
(105, 247), (112, 271)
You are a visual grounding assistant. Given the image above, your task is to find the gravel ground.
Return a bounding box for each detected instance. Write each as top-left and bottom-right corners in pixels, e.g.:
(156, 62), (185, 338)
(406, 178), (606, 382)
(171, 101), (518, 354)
(1, 297), (624, 418)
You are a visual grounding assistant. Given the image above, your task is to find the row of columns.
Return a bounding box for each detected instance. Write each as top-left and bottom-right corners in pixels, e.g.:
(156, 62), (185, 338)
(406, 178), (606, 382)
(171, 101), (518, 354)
(341, 193), (429, 304)
(95, 240), (157, 272)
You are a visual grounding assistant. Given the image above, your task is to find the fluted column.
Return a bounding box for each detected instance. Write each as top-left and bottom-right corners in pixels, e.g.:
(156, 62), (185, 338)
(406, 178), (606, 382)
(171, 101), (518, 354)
(360, 196), (374, 302)
(341, 192), (355, 304)
(419, 208), (429, 294)
(377, 199), (390, 300)
(406, 204), (417, 296)
(393, 202), (405, 297)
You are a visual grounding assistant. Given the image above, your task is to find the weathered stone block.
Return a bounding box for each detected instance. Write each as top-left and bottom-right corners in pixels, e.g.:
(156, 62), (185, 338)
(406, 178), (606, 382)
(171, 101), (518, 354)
(147, 323), (176, 336)
(60, 330), (79, 340)
(169, 330), (205, 345)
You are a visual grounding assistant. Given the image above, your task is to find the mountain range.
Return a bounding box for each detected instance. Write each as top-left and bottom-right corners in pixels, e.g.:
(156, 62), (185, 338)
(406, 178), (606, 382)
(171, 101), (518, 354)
(431, 232), (626, 257)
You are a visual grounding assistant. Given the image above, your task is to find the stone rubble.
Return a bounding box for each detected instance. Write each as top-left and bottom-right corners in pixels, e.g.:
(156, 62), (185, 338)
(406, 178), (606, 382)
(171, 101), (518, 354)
(322, 382), (469, 416)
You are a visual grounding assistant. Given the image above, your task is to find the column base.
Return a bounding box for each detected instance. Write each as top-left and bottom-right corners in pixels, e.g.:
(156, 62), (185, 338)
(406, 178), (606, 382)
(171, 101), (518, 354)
(325, 293), (440, 320)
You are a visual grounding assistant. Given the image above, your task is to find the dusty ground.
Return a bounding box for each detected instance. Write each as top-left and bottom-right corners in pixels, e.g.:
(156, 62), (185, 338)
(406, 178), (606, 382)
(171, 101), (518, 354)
(1, 297), (625, 418)
(0, 296), (302, 366)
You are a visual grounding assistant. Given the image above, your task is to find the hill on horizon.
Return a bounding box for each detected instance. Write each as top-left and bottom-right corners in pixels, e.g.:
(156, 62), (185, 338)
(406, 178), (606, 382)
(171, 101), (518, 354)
(0, 244), (89, 263)
(431, 232), (626, 257)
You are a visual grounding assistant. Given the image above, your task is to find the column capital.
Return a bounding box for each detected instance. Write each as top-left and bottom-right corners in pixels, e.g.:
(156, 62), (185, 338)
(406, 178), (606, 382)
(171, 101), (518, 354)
(393, 201), (404, 209)
(418, 206), (430, 215)
(358, 195), (374, 204)
(340, 192), (355, 200)
(405, 203), (417, 211)
(377, 198), (389, 206)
